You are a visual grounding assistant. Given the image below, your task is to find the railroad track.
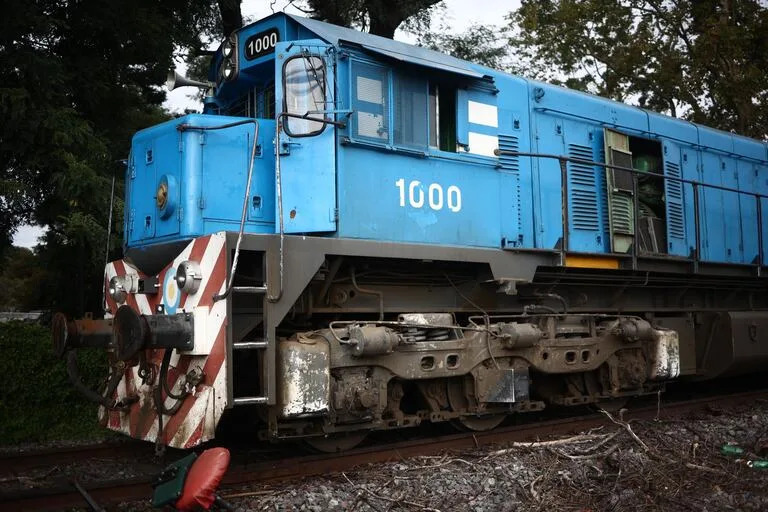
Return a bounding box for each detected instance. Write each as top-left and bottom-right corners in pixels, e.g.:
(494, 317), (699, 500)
(2, 389), (766, 512)
(0, 441), (172, 478)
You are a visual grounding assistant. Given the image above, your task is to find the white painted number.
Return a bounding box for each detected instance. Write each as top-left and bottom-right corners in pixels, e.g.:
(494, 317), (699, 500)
(428, 183), (443, 210)
(409, 180), (424, 208)
(395, 179), (461, 213)
(248, 32), (278, 56)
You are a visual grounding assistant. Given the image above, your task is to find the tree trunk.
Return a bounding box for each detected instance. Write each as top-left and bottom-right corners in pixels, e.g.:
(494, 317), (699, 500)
(218, 0), (243, 37)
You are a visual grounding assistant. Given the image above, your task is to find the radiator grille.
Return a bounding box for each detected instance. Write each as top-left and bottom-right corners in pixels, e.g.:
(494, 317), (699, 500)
(611, 194), (634, 234)
(665, 161), (685, 239)
(568, 144), (600, 231)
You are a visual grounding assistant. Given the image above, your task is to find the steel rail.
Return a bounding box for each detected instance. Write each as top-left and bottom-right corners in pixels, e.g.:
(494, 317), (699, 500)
(2, 389), (766, 512)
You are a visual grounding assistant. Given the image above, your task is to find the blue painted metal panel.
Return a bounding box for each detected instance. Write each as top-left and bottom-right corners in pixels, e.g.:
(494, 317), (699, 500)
(647, 113), (697, 145)
(125, 114), (274, 252)
(733, 136), (766, 265)
(336, 148), (501, 247)
(678, 146), (699, 258)
(274, 40), (337, 233)
(530, 81), (648, 134)
(531, 111), (564, 250)
(126, 135), (158, 245)
(737, 158), (760, 264)
(201, 120), (276, 231)
(495, 74), (534, 249)
(456, 87), (498, 152)
(564, 120), (607, 253)
(697, 127), (741, 262)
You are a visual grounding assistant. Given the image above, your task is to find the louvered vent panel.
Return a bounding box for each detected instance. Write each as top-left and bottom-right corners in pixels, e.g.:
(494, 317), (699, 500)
(568, 144), (600, 231)
(665, 161), (685, 239)
(611, 195), (634, 234)
(498, 135), (520, 172)
(499, 134), (521, 229)
(599, 150), (609, 231)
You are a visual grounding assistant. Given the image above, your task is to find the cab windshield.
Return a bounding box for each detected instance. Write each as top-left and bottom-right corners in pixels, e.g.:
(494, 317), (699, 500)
(283, 55), (326, 136)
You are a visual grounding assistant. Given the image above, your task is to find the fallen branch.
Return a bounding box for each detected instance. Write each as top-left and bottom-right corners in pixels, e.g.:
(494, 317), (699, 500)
(684, 462), (728, 476)
(553, 444), (619, 461)
(599, 408), (649, 451)
(486, 434), (609, 457)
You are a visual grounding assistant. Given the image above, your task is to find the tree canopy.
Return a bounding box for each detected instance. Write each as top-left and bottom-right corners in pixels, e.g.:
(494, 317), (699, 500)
(508, 0), (768, 138)
(0, 0), (224, 313)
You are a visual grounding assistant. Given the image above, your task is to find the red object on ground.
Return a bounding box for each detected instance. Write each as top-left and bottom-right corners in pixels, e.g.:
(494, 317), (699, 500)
(175, 447), (231, 511)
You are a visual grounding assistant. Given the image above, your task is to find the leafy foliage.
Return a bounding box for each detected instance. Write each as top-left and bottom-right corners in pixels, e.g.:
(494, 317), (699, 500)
(419, 23), (512, 70)
(0, 0), (223, 314)
(508, 0), (768, 138)
(300, 0), (444, 38)
(0, 247), (47, 311)
(0, 321), (109, 444)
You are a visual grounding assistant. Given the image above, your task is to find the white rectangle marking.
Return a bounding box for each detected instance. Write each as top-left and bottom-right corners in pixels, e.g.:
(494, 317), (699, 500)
(468, 132), (498, 157)
(468, 101), (498, 128)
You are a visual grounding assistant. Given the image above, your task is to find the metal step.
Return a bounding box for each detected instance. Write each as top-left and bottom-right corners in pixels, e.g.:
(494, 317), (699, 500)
(233, 340), (268, 350)
(232, 286), (267, 294)
(232, 396), (268, 406)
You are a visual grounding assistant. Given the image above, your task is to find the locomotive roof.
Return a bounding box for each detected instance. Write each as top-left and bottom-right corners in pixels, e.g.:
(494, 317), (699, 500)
(236, 13), (766, 156)
(271, 13), (490, 80)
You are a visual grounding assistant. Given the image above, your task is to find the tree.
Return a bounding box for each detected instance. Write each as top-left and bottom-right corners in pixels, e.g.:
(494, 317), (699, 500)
(0, 0), (223, 314)
(508, 0), (768, 138)
(419, 23), (512, 70)
(0, 247), (46, 311)
(285, 0), (443, 38)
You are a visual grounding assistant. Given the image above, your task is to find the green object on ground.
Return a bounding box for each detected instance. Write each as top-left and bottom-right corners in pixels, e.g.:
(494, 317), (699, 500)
(721, 444), (745, 456)
(152, 452), (198, 507)
(748, 460), (768, 469)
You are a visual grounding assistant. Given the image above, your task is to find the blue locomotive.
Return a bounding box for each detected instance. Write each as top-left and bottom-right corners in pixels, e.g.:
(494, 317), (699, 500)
(53, 13), (768, 451)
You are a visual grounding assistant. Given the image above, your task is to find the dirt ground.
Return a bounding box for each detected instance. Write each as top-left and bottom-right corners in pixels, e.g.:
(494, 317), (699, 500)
(210, 400), (768, 512)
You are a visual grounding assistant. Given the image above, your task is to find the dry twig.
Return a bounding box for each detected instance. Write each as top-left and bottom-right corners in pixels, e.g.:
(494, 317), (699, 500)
(599, 408), (649, 451)
(341, 472), (441, 511)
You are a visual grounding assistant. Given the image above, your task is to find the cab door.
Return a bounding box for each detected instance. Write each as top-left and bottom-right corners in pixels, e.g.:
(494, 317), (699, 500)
(274, 40), (337, 233)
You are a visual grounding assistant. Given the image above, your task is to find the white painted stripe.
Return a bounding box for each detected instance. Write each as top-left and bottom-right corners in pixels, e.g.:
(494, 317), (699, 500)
(182, 233), (225, 311)
(468, 101), (498, 128)
(170, 386), (211, 447)
(467, 132), (498, 157)
(135, 293), (152, 315)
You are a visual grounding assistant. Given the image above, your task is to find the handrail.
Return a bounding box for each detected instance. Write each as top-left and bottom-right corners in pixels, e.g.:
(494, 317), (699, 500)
(496, 149), (766, 272)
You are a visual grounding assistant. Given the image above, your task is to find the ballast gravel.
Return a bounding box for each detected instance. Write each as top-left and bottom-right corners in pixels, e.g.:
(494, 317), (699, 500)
(214, 400), (768, 512)
(6, 397), (768, 511)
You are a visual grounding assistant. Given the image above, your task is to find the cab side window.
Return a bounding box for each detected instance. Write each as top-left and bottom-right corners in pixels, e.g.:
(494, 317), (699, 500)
(351, 61), (390, 142)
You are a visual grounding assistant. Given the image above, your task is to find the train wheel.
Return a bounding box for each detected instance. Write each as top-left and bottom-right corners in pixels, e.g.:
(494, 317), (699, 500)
(304, 431), (368, 453)
(446, 378), (505, 432)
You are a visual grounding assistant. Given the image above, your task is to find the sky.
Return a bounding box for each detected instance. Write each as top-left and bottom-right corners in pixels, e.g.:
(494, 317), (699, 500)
(13, 0), (517, 248)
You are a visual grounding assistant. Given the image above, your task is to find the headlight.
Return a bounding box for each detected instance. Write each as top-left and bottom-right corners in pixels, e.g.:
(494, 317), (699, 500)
(223, 65), (233, 78)
(222, 42), (232, 57)
(109, 275), (128, 304)
(175, 260), (203, 294)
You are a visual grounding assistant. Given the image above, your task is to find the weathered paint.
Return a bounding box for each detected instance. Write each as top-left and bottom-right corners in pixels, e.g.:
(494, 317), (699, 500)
(98, 232), (229, 448)
(278, 338), (330, 418)
(647, 329), (681, 380)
